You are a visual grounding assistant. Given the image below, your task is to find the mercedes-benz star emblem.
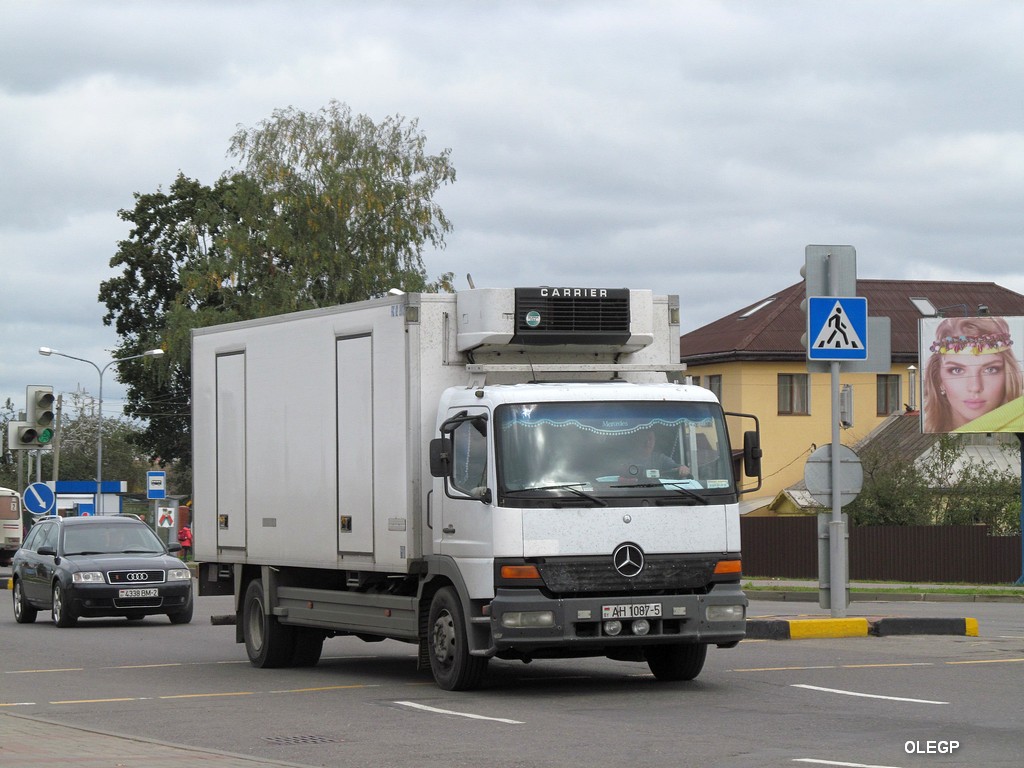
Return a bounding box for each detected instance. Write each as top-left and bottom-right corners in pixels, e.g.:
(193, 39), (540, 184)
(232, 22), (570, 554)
(612, 543), (644, 578)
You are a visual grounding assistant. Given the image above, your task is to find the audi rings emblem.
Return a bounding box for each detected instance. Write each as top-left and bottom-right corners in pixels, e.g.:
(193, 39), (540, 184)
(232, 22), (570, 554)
(612, 543), (644, 578)
(125, 572), (151, 582)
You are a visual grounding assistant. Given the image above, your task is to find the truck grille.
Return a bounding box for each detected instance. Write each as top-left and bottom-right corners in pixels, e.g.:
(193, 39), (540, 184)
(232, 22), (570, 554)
(536, 555), (718, 596)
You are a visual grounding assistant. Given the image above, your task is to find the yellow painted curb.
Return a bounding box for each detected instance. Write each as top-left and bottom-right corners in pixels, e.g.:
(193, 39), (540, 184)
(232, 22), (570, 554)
(788, 618), (870, 639)
(965, 617), (979, 637)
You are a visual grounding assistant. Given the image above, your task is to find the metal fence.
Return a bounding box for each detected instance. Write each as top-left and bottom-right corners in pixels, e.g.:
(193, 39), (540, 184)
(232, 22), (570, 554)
(740, 516), (1023, 584)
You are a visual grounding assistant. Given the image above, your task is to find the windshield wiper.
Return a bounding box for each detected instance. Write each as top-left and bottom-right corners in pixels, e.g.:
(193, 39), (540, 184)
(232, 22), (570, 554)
(505, 483), (607, 507)
(611, 481), (709, 505)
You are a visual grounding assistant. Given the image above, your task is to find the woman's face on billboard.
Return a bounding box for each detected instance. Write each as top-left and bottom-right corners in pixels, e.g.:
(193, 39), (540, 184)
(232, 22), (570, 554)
(938, 353), (1007, 427)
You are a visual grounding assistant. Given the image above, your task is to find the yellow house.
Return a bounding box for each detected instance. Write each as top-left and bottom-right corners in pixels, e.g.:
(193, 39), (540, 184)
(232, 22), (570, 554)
(679, 279), (1024, 512)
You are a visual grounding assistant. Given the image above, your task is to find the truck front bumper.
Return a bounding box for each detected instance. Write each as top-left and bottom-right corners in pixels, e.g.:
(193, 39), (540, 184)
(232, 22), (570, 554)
(487, 586), (747, 657)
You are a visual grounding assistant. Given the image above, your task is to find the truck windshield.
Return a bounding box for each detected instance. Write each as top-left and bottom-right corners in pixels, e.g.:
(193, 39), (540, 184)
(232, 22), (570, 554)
(495, 401), (735, 507)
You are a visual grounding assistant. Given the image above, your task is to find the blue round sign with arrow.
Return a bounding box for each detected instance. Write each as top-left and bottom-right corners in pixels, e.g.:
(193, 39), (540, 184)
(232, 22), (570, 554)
(23, 482), (56, 515)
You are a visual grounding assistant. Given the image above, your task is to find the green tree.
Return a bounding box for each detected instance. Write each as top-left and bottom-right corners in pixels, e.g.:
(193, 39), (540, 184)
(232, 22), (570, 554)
(100, 101), (456, 470)
(845, 442), (932, 526)
(920, 435), (1021, 535)
(847, 434), (1022, 535)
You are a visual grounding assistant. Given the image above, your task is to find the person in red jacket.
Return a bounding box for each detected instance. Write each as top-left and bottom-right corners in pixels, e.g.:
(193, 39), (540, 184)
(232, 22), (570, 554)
(176, 523), (193, 560)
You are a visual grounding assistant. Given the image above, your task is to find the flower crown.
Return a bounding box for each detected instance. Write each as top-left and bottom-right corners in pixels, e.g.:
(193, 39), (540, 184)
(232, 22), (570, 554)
(930, 332), (1013, 355)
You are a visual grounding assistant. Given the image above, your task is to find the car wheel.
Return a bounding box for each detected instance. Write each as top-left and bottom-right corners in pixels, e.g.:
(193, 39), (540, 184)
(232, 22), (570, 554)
(13, 579), (38, 624)
(168, 591), (194, 625)
(52, 582), (78, 628)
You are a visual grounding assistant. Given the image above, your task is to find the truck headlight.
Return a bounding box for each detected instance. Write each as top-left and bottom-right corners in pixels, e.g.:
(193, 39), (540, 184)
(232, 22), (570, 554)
(706, 604), (745, 622)
(72, 571), (105, 584)
(167, 568), (192, 582)
(500, 611), (555, 629)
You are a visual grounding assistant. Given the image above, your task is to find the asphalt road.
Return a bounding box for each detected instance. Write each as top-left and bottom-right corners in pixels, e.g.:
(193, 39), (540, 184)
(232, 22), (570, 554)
(2, 585), (1021, 768)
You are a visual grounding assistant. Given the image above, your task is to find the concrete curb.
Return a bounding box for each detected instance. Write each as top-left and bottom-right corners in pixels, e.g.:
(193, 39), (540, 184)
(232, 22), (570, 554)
(746, 615), (979, 640)
(747, 589), (1024, 604)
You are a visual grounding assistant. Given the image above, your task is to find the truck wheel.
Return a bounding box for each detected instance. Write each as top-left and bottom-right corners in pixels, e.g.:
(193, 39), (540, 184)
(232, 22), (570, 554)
(645, 643), (707, 681)
(52, 582), (78, 628)
(427, 587), (487, 691)
(243, 579), (295, 668)
(290, 628), (325, 667)
(13, 580), (38, 624)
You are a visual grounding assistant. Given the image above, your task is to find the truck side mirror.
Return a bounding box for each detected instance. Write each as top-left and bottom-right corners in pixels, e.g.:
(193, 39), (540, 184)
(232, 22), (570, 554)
(743, 430), (762, 478)
(429, 437), (452, 477)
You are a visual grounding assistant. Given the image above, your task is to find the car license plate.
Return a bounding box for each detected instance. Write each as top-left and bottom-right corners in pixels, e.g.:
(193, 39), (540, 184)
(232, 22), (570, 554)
(602, 602), (662, 619)
(119, 588), (159, 598)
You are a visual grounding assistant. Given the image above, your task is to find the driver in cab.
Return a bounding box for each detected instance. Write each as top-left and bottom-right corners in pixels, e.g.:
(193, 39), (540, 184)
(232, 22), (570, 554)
(625, 429), (691, 480)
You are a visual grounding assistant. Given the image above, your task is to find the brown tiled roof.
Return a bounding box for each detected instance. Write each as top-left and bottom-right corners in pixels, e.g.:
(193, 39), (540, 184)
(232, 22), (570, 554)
(680, 279), (1024, 364)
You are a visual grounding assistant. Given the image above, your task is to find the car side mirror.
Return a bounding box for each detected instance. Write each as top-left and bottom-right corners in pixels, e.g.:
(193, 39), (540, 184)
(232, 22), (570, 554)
(38, 545), (56, 557)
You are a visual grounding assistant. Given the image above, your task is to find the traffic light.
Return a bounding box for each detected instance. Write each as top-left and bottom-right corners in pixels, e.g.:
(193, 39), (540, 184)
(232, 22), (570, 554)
(14, 385), (56, 448)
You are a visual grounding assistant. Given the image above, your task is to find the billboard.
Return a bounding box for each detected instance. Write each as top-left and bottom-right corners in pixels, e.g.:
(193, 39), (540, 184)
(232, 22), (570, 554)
(919, 315), (1024, 433)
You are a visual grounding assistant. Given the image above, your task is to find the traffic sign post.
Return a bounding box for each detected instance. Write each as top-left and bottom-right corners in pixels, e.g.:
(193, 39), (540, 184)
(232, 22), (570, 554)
(801, 245), (870, 618)
(807, 297), (868, 361)
(147, 471), (167, 500)
(23, 482), (56, 515)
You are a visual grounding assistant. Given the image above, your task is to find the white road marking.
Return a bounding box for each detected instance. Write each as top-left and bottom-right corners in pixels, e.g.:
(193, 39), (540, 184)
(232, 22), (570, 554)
(394, 700), (523, 724)
(793, 759), (904, 767)
(792, 684), (947, 704)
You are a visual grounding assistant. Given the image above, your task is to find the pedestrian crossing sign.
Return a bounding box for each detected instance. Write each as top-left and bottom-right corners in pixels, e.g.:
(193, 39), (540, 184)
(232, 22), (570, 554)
(807, 296), (869, 361)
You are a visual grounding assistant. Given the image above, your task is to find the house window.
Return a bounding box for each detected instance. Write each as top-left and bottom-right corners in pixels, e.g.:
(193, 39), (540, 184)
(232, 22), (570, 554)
(778, 373), (809, 415)
(877, 374), (901, 415)
(708, 375), (722, 403)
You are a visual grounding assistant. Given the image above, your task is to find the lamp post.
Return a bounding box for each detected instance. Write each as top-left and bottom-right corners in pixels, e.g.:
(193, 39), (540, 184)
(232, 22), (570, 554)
(39, 346), (164, 515)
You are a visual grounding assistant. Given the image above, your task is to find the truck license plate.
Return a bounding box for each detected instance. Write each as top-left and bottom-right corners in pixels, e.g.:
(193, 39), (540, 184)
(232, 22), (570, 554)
(602, 602), (662, 619)
(119, 588), (159, 598)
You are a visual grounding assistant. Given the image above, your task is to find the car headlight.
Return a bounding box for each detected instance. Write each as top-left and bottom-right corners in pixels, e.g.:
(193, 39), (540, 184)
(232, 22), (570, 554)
(72, 571), (105, 584)
(167, 568), (192, 582)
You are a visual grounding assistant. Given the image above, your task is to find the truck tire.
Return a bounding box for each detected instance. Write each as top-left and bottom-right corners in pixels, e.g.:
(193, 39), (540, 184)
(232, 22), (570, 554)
(13, 579), (37, 624)
(243, 579), (295, 668)
(645, 642), (707, 681)
(290, 628), (325, 667)
(52, 582), (78, 628)
(427, 587), (487, 691)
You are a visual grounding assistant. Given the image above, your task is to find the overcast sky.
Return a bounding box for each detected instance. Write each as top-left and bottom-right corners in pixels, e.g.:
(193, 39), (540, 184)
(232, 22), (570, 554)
(2, 0), (1022, 420)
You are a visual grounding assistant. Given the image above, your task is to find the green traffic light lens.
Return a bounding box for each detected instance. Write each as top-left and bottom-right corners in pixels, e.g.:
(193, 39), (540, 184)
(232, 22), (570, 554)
(38, 428), (54, 445)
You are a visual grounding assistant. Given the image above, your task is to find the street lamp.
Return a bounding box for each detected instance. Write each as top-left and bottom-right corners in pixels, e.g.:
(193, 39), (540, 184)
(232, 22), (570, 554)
(39, 346), (164, 515)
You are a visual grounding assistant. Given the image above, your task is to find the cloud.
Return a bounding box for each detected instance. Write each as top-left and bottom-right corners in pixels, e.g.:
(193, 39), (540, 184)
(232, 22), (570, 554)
(1, 0), (1022, 418)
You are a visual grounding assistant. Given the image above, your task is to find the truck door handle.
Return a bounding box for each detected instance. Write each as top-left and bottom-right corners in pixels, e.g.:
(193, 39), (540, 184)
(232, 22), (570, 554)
(442, 524), (456, 534)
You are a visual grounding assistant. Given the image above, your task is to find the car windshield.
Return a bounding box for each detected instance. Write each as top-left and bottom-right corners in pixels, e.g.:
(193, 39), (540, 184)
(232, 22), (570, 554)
(62, 524), (165, 555)
(495, 400), (735, 507)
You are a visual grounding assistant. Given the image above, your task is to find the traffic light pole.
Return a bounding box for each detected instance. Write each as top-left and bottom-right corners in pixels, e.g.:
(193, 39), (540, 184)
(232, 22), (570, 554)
(39, 347), (164, 516)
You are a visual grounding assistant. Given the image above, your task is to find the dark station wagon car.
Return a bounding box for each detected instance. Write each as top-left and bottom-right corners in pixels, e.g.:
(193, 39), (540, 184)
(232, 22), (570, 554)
(11, 514), (193, 626)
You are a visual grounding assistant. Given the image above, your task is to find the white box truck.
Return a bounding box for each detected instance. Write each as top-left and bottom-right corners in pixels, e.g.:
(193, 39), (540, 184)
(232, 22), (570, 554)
(193, 287), (762, 690)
